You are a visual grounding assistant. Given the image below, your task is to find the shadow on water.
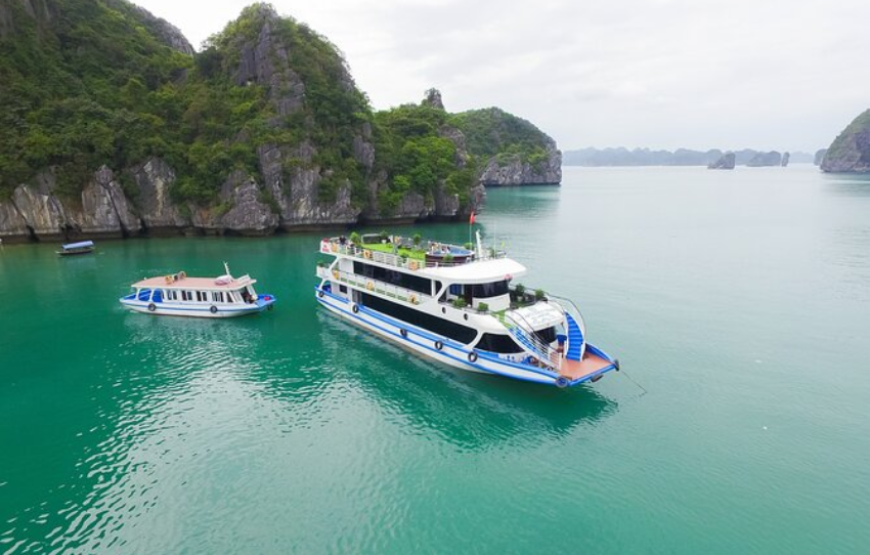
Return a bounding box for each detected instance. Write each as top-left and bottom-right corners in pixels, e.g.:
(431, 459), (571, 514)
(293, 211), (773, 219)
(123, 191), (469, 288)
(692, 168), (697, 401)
(316, 313), (617, 451)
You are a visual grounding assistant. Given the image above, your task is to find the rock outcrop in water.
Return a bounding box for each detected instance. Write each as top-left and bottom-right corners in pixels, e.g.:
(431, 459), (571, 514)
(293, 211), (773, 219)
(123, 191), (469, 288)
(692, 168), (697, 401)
(814, 149), (827, 166)
(708, 152), (736, 170)
(746, 151), (783, 167)
(821, 109), (870, 173)
(781, 152), (790, 167)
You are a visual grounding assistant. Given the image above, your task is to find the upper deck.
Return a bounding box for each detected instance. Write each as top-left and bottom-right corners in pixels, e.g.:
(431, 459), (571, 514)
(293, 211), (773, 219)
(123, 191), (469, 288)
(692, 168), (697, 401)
(320, 236), (528, 283)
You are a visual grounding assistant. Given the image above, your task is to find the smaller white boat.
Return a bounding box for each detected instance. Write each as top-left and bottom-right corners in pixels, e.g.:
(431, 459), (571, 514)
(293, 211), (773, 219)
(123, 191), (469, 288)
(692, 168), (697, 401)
(120, 263), (276, 318)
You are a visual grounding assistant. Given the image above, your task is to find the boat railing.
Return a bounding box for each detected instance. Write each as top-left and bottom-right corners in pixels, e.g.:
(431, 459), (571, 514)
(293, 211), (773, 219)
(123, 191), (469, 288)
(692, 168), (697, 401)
(503, 311), (563, 370)
(324, 267), (432, 305)
(320, 238), (507, 271)
(548, 294), (588, 339)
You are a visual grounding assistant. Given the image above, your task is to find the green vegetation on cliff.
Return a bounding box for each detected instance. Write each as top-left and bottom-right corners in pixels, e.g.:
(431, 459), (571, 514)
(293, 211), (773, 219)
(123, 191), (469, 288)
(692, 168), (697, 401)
(449, 107), (551, 169)
(0, 0), (556, 214)
(372, 103), (477, 213)
(0, 0), (191, 196)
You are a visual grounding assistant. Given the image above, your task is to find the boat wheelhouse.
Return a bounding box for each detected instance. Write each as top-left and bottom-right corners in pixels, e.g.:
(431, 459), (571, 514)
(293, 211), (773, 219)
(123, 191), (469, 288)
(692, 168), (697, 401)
(120, 264), (276, 318)
(57, 240), (94, 256)
(315, 232), (618, 388)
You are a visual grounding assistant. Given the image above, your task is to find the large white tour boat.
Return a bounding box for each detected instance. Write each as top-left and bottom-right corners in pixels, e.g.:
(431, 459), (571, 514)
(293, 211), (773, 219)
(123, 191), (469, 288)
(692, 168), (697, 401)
(315, 232), (618, 388)
(120, 264), (276, 318)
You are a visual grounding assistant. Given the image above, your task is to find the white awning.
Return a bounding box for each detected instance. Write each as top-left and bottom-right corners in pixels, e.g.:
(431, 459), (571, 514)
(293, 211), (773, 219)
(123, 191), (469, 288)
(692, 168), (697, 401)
(419, 258), (527, 284)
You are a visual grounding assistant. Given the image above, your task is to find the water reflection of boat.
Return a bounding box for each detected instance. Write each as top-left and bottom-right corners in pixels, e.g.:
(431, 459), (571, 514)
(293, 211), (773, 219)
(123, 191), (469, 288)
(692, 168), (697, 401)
(317, 313), (616, 449)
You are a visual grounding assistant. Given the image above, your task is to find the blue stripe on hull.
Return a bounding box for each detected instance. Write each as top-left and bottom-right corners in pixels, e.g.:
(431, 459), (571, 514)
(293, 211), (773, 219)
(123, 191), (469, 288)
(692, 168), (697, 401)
(315, 287), (616, 387)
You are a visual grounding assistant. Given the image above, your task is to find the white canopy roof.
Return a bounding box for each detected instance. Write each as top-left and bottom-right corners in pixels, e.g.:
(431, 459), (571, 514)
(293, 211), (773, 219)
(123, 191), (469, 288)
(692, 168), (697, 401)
(419, 258), (527, 284)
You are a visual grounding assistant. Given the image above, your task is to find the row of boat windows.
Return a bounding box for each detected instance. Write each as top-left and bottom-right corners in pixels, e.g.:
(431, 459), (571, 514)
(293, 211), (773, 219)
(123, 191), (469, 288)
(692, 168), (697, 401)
(353, 261), (433, 295)
(164, 290), (238, 303)
(361, 292), (534, 354)
(351, 261), (508, 300)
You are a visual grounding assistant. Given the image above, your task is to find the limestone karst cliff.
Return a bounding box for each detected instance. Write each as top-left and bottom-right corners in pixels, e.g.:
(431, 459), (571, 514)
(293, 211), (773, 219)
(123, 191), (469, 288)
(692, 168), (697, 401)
(707, 152), (736, 170)
(0, 1), (555, 242)
(821, 110), (870, 173)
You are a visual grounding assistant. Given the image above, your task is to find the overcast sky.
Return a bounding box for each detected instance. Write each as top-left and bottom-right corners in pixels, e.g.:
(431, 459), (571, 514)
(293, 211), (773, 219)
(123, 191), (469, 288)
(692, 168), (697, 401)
(133, 0), (870, 153)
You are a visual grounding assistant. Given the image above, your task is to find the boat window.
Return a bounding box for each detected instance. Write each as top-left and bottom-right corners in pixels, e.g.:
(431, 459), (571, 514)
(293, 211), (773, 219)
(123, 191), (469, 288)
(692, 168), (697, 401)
(353, 261), (432, 295)
(182, 291), (192, 301)
(226, 292), (234, 303)
(471, 281), (509, 299)
(476, 333), (524, 354)
(339, 285), (347, 294)
(166, 290), (176, 301)
(212, 291), (224, 303)
(449, 284), (462, 296)
(361, 293), (477, 344)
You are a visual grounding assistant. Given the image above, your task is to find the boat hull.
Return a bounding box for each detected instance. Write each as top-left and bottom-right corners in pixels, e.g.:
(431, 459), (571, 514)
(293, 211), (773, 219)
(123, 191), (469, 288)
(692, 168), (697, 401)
(315, 287), (617, 387)
(119, 295), (275, 318)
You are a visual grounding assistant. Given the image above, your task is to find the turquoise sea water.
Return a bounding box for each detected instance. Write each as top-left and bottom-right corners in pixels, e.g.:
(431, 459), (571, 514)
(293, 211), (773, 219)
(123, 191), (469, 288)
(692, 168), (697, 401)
(1, 165), (869, 554)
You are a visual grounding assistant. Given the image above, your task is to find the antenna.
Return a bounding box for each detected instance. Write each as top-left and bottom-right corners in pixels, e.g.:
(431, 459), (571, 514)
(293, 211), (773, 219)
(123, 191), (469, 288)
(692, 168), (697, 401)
(223, 261), (232, 279)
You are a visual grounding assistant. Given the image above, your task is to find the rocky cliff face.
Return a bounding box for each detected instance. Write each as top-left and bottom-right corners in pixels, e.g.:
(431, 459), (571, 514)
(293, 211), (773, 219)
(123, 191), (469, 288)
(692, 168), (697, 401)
(781, 152), (790, 167)
(814, 149), (827, 166)
(821, 109), (870, 173)
(708, 152), (736, 170)
(479, 143), (561, 186)
(0, 3), (504, 242)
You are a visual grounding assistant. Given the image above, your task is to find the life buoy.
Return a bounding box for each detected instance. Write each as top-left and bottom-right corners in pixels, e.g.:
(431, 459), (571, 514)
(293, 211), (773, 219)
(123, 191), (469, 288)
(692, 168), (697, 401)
(408, 294), (417, 305)
(556, 376), (570, 388)
(179, 270), (186, 279)
(400, 329), (408, 338)
(434, 340), (443, 351)
(164, 275), (173, 284)
(318, 290), (325, 298)
(331, 243), (339, 253)
(352, 304), (359, 314)
(210, 305), (218, 314)
(147, 303), (156, 312)
(468, 351), (478, 363)
(363, 249), (372, 259)
(366, 281), (374, 291)
(408, 260), (419, 271)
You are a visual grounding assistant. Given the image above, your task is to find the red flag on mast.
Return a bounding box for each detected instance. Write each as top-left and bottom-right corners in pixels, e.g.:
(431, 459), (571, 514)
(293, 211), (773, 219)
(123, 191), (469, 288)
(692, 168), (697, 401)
(469, 211), (475, 225)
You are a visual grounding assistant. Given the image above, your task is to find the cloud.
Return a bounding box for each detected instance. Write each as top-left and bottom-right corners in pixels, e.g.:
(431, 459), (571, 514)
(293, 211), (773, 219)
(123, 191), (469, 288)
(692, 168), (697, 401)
(133, 0), (870, 152)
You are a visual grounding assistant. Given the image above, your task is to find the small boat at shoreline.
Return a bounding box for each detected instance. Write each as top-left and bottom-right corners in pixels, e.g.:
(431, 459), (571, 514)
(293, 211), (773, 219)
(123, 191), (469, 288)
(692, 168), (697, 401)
(57, 240), (94, 256)
(315, 232), (619, 388)
(120, 264), (276, 318)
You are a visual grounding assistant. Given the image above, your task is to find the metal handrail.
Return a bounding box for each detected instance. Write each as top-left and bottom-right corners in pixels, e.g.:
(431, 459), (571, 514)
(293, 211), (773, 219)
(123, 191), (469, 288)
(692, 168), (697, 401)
(548, 294), (588, 339)
(503, 312), (562, 370)
(320, 238), (507, 271)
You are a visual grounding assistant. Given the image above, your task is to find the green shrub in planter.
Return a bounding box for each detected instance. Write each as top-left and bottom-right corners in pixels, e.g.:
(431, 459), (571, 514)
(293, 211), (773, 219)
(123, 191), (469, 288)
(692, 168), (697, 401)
(477, 302), (489, 313)
(535, 289), (546, 300)
(452, 298), (467, 309)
